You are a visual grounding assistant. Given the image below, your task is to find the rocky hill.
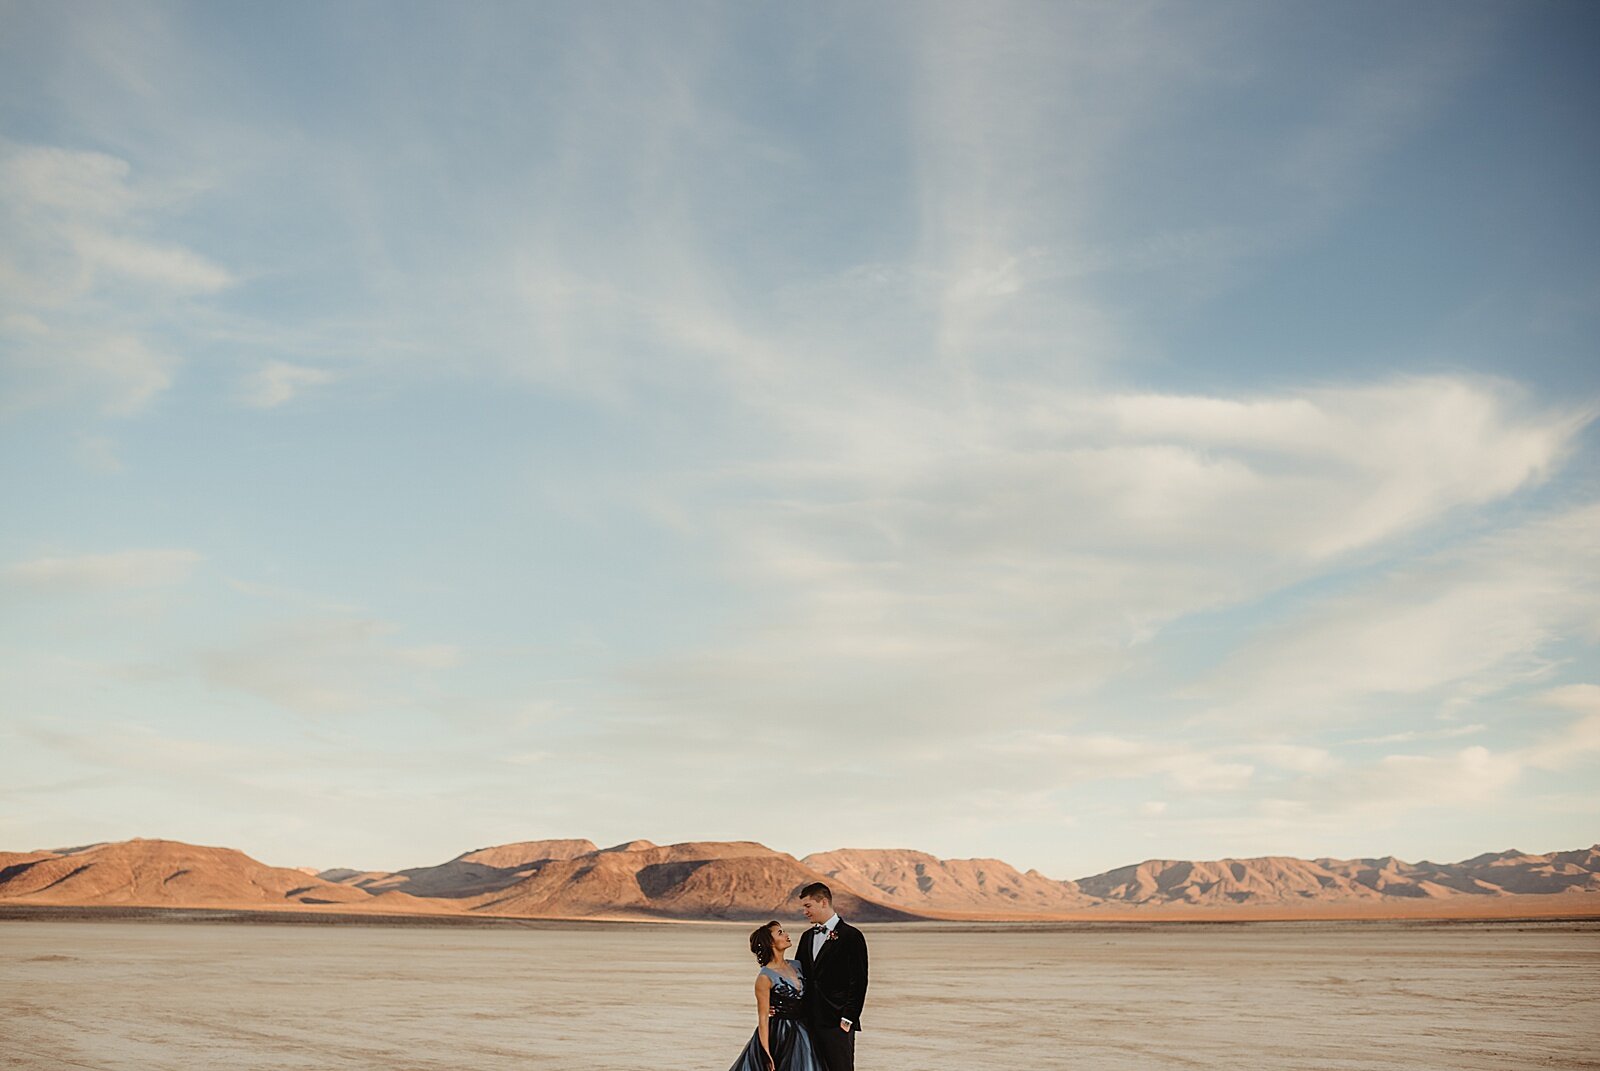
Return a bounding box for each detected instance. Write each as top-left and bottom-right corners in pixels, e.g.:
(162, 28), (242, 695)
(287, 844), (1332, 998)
(320, 838), (599, 898)
(1074, 847), (1600, 906)
(470, 841), (919, 921)
(0, 839), (437, 911)
(803, 848), (1097, 914)
(3, 836), (1596, 920)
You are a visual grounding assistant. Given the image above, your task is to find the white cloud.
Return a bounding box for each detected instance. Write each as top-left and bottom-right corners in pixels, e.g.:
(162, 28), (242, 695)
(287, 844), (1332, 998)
(1010, 377), (1585, 560)
(1519, 684), (1600, 770)
(0, 5), (1587, 873)
(1251, 743), (1523, 829)
(222, 576), (362, 615)
(5, 549), (200, 591)
(1209, 687), (1600, 835)
(905, 4), (1215, 367)
(195, 616), (462, 715)
(1, 143), (233, 301)
(1351, 724), (1486, 746)
(0, 319), (177, 416)
(240, 360), (337, 409)
(566, 373), (1591, 851)
(67, 226), (233, 294)
(629, 378), (1590, 740)
(1240, 744), (1338, 774)
(1, 145), (137, 218)
(23, 721), (256, 776)
(72, 332), (177, 416)
(1200, 500), (1600, 721)
(1365, 744), (1523, 809)
(967, 730), (1258, 795)
(0, 142), (233, 414)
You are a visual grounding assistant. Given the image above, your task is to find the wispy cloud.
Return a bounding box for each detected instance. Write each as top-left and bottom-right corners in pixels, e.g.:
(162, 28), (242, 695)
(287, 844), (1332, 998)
(1260, 744), (1524, 825)
(0, 142), (232, 415)
(239, 360), (337, 409)
(1351, 724), (1487, 746)
(66, 225), (233, 294)
(5, 549), (201, 591)
(0, 318), (179, 417)
(1244, 685), (1600, 838)
(0, 144), (232, 299)
(0, 3), (1594, 876)
(195, 616), (462, 716)
(607, 377), (1589, 740)
(1520, 684), (1600, 770)
(1200, 500), (1600, 722)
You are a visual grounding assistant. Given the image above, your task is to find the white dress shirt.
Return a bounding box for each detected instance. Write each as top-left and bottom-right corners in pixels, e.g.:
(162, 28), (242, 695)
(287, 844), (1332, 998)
(810, 912), (840, 960)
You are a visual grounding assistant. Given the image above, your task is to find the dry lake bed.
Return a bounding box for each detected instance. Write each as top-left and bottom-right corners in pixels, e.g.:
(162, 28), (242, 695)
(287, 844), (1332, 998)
(2, 916), (1597, 1070)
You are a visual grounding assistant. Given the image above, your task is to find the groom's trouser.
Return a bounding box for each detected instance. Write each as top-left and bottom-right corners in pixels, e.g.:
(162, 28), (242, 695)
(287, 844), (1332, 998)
(812, 1021), (856, 1071)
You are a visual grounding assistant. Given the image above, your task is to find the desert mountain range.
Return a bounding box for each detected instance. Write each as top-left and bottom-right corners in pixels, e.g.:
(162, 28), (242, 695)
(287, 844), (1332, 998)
(2, 837), (1596, 921)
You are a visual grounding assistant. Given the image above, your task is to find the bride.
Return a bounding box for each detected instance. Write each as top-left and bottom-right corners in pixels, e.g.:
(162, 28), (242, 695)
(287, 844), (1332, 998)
(725, 921), (825, 1071)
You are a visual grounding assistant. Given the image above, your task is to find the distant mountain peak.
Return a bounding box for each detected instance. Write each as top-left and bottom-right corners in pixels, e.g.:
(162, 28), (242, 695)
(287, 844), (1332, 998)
(601, 839), (658, 853)
(5, 836), (1597, 921)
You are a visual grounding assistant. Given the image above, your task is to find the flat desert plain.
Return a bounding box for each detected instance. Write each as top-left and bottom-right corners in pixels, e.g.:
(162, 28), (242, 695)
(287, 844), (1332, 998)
(2, 917), (1597, 1070)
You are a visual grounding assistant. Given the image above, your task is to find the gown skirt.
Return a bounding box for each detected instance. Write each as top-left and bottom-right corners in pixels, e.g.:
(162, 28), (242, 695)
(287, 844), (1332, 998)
(726, 1016), (826, 1071)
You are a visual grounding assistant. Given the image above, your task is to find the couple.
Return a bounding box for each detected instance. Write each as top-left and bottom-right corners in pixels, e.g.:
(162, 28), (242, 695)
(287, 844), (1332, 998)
(726, 882), (868, 1071)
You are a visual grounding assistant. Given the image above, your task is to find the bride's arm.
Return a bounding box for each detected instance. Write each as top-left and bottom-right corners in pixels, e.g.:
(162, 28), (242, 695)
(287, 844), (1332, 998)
(754, 973), (774, 1068)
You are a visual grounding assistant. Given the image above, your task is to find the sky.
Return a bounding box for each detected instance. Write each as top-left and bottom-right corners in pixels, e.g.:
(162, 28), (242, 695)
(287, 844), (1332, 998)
(1, 1), (1597, 879)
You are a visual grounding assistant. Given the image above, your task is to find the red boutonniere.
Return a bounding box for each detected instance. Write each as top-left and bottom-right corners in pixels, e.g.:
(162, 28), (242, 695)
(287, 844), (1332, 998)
(826, 929), (840, 942)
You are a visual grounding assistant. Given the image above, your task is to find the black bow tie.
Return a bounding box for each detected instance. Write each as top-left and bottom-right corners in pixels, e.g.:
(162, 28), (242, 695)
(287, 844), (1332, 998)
(811, 924), (827, 934)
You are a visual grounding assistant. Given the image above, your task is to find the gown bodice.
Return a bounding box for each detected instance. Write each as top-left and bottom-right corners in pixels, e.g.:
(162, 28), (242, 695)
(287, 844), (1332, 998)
(726, 959), (823, 1071)
(762, 961), (805, 1020)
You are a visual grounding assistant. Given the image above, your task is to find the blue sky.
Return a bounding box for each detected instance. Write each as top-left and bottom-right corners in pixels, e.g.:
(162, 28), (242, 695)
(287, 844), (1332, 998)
(1, 1), (1596, 877)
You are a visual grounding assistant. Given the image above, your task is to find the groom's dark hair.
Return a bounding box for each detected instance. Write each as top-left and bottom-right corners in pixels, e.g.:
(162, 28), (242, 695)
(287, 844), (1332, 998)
(799, 881), (833, 903)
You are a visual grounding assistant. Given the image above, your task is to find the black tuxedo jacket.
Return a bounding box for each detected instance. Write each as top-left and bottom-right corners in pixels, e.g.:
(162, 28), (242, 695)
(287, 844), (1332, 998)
(795, 917), (868, 1032)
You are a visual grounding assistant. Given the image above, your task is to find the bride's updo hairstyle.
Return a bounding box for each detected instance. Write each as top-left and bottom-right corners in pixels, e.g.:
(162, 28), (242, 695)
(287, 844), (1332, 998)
(749, 920), (781, 965)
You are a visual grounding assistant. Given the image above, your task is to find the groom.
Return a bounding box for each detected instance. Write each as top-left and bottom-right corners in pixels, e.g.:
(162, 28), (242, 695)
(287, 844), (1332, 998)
(796, 881), (868, 1071)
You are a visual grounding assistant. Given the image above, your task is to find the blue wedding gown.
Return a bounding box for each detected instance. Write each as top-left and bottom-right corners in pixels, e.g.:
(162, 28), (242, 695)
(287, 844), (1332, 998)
(725, 960), (826, 1071)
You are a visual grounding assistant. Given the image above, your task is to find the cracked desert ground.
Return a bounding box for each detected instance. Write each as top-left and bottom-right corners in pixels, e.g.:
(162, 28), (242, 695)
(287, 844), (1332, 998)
(3, 918), (1597, 1070)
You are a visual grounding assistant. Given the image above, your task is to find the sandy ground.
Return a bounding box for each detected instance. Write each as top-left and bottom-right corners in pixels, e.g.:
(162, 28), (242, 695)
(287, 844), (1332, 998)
(1, 917), (1596, 1070)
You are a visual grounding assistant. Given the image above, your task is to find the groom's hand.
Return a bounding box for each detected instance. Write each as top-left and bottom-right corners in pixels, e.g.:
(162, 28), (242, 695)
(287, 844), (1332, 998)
(839, 1018), (852, 1033)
